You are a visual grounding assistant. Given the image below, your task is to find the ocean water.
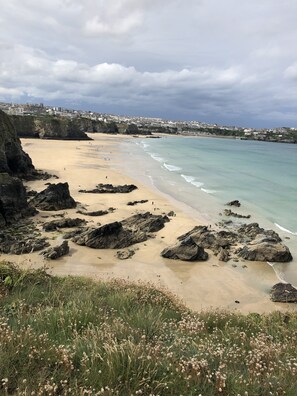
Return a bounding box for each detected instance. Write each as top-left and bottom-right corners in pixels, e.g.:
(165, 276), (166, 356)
(119, 136), (297, 285)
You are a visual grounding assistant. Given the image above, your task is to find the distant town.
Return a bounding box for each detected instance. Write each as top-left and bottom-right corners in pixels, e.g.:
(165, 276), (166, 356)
(1, 101), (297, 143)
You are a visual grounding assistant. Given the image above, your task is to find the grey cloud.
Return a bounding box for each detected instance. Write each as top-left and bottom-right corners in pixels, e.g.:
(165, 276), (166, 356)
(1, 0), (297, 126)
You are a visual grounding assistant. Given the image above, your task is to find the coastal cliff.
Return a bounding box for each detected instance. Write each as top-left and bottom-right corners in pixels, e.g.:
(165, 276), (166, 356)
(0, 110), (36, 225)
(11, 115), (92, 140)
(0, 110), (34, 176)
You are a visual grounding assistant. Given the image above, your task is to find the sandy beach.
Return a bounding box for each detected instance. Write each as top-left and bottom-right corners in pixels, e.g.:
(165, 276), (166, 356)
(3, 134), (296, 314)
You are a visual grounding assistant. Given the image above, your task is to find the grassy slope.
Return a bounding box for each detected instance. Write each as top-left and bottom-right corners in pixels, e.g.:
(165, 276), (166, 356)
(0, 262), (296, 396)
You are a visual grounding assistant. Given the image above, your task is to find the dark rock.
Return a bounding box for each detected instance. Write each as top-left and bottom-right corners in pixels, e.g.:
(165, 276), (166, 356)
(167, 211), (176, 217)
(72, 222), (147, 249)
(237, 223), (281, 243)
(127, 200), (148, 206)
(270, 283), (297, 303)
(224, 209), (251, 219)
(122, 212), (169, 233)
(63, 228), (85, 240)
(161, 236), (208, 261)
(226, 200), (241, 207)
(72, 212), (168, 249)
(77, 209), (109, 216)
(116, 249), (135, 260)
(30, 182), (76, 211)
(173, 222), (292, 264)
(43, 218), (86, 232)
(79, 183), (138, 194)
(0, 173), (35, 226)
(237, 242), (292, 262)
(42, 240), (69, 260)
(0, 110), (35, 176)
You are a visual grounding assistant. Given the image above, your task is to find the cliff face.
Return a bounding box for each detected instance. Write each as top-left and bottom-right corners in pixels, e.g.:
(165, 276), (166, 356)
(0, 110), (36, 225)
(0, 110), (34, 176)
(11, 115), (92, 140)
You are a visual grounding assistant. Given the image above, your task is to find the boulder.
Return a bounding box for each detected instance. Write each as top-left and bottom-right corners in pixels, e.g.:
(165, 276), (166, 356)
(42, 241), (70, 260)
(270, 283), (297, 303)
(43, 217), (86, 232)
(161, 236), (208, 261)
(116, 249), (135, 260)
(237, 223), (281, 243)
(238, 242), (292, 262)
(31, 183), (76, 211)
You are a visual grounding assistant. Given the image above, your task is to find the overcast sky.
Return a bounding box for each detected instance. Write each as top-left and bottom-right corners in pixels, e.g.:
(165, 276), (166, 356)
(1, 0), (297, 127)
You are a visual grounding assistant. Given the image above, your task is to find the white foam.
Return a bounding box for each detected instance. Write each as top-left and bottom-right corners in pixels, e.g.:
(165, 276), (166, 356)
(201, 188), (217, 194)
(274, 223), (297, 235)
(150, 153), (164, 162)
(163, 163), (182, 172)
(191, 181), (204, 188)
(181, 174), (196, 183)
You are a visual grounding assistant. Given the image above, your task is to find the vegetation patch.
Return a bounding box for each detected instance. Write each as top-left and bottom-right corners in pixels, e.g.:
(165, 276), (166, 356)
(0, 262), (297, 395)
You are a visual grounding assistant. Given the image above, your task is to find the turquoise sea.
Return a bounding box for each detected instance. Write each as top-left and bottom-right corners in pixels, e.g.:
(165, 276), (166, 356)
(119, 136), (297, 285)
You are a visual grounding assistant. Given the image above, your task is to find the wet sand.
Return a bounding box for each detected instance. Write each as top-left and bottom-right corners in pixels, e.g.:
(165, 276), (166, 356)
(4, 134), (296, 314)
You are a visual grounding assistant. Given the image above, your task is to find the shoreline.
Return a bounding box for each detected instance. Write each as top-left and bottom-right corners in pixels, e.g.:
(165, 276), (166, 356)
(2, 134), (296, 314)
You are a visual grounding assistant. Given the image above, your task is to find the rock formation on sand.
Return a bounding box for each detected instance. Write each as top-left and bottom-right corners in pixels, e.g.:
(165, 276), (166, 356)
(170, 222), (292, 263)
(30, 183), (76, 211)
(161, 236), (208, 261)
(43, 218), (86, 232)
(270, 283), (297, 303)
(79, 183), (138, 194)
(41, 241), (70, 260)
(72, 212), (169, 249)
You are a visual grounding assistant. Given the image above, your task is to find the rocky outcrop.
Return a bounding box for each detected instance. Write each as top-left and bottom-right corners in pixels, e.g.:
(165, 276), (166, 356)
(11, 115), (92, 140)
(127, 200), (148, 206)
(270, 283), (297, 303)
(226, 200), (241, 207)
(30, 183), (76, 211)
(116, 249), (135, 260)
(237, 243), (292, 262)
(0, 110), (34, 176)
(43, 218), (86, 232)
(77, 209), (109, 216)
(224, 209), (251, 219)
(0, 221), (49, 254)
(174, 222), (292, 263)
(42, 241), (70, 260)
(161, 237), (208, 261)
(122, 212), (169, 233)
(79, 183), (137, 194)
(72, 212), (168, 249)
(72, 221), (147, 249)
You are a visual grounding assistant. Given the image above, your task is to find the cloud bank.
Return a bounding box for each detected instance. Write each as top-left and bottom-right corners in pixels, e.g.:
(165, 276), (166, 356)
(1, 0), (297, 127)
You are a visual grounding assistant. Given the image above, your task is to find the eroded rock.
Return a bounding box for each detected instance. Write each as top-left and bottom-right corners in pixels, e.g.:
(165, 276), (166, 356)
(161, 236), (208, 261)
(43, 218), (86, 232)
(31, 182), (76, 211)
(42, 241), (70, 260)
(270, 283), (297, 303)
(79, 183), (137, 194)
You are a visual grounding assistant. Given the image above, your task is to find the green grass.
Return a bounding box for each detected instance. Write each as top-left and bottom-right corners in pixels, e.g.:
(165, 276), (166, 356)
(0, 262), (297, 395)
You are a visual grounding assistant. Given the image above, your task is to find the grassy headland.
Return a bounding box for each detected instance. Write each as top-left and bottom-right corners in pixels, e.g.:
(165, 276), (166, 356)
(0, 262), (296, 395)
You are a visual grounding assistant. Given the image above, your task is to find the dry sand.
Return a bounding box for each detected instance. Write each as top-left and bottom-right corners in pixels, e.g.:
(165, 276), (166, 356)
(4, 134), (296, 314)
